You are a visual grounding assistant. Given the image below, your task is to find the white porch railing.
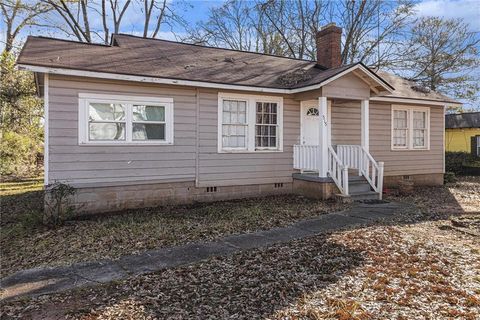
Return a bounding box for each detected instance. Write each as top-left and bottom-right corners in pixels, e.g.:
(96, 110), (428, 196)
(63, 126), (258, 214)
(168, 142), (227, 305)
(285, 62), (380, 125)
(293, 144), (384, 199)
(337, 145), (384, 199)
(293, 145), (320, 171)
(327, 146), (349, 195)
(293, 144), (349, 196)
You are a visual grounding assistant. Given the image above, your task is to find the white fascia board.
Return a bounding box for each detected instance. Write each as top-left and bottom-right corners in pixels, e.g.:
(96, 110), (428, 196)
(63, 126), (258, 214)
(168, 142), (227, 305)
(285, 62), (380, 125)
(17, 63), (393, 95)
(17, 64), (291, 94)
(371, 96), (461, 107)
(18, 64), (457, 106)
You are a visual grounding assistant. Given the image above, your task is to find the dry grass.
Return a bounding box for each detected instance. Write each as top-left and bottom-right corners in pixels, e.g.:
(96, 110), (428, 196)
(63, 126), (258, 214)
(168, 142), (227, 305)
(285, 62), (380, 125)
(0, 181), (347, 276)
(1, 177), (479, 319)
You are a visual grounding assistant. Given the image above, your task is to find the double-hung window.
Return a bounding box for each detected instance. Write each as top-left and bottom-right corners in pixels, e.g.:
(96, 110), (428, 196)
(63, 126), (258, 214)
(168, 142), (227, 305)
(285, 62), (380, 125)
(391, 106), (429, 150)
(218, 93), (283, 152)
(79, 94), (173, 145)
(255, 102), (279, 149)
(222, 99), (248, 149)
(393, 109), (408, 148)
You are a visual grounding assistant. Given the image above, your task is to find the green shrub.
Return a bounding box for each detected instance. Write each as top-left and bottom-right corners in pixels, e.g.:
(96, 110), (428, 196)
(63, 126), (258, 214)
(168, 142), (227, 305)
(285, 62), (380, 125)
(445, 152), (467, 175)
(444, 172), (457, 184)
(44, 182), (76, 226)
(0, 131), (43, 177)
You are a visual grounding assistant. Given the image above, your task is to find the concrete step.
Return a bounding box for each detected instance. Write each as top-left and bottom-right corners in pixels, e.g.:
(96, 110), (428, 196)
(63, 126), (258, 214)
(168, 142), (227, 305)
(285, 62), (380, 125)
(348, 176), (365, 182)
(349, 191), (380, 201)
(349, 182), (372, 193)
(348, 176), (372, 193)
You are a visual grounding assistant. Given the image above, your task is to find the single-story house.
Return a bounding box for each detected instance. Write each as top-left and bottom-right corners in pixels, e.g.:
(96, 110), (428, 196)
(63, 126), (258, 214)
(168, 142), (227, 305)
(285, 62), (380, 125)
(445, 112), (480, 157)
(17, 24), (460, 213)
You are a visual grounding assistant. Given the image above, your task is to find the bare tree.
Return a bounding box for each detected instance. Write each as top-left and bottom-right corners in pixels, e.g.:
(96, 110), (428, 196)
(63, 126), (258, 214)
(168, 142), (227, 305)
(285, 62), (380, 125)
(397, 17), (480, 105)
(336, 0), (415, 67)
(40, 0), (179, 44)
(257, 0), (325, 59)
(186, 0), (415, 66)
(102, 0), (131, 43)
(185, 0), (257, 51)
(40, 0), (94, 42)
(0, 0), (51, 52)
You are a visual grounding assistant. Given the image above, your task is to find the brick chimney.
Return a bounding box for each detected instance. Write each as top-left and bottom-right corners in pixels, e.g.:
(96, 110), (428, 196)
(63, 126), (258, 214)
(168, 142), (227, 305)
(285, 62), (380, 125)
(316, 23), (342, 69)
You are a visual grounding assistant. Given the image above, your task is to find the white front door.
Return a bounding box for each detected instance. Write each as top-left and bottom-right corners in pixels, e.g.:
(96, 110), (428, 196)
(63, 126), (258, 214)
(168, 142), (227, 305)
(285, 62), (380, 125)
(301, 103), (320, 145)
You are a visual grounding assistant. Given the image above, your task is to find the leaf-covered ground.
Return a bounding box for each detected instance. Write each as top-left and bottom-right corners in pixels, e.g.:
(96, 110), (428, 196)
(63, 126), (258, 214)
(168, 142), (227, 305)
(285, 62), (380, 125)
(1, 177), (479, 319)
(0, 181), (347, 277)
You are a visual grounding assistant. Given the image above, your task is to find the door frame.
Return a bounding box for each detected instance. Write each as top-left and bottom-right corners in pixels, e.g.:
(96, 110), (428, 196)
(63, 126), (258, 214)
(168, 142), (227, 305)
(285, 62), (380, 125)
(300, 100), (332, 146)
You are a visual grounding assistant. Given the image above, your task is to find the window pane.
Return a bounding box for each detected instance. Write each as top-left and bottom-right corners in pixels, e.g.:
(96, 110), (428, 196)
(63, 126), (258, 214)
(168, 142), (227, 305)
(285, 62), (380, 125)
(255, 102), (278, 149)
(133, 123), (165, 140)
(413, 129), (425, 147)
(222, 100), (246, 126)
(89, 122), (125, 140)
(413, 111), (426, 129)
(307, 107), (319, 116)
(133, 105), (165, 121)
(222, 124), (246, 148)
(238, 101), (246, 112)
(393, 129), (407, 147)
(394, 110), (407, 129)
(89, 103), (125, 121)
(270, 137), (276, 147)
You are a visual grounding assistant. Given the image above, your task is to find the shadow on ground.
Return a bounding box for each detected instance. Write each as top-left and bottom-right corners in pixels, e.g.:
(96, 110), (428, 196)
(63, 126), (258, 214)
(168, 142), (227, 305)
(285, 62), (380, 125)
(1, 178), (479, 319)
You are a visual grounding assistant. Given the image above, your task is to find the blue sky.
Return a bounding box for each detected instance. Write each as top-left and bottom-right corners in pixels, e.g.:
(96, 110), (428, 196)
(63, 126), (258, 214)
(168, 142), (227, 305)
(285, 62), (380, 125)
(1, 0), (479, 107)
(2, 0), (478, 47)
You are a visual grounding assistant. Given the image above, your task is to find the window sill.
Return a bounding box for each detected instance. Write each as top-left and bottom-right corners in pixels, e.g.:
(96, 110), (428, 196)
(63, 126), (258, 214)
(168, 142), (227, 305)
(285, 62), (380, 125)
(391, 148), (430, 151)
(218, 149), (283, 154)
(79, 142), (174, 146)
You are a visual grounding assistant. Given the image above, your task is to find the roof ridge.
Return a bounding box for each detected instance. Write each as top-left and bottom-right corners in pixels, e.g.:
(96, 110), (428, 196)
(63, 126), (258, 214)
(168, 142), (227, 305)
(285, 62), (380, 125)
(112, 33), (316, 64)
(32, 36), (113, 48)
(447, 111), (480, 115)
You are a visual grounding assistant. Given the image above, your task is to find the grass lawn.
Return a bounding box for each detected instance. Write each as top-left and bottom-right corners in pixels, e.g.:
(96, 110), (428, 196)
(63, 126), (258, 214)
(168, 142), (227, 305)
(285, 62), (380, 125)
(0, 180), (347, 277)
(1, 177), (479, 319)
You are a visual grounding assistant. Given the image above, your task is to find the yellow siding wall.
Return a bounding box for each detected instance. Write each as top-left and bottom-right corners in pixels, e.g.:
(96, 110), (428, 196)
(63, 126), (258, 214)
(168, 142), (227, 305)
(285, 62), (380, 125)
(445, 128), (480, 152)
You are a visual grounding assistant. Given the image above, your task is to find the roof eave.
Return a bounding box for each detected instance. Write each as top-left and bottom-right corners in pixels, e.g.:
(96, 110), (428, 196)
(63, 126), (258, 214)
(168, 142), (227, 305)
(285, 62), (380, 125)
(17, 63), (457, 106)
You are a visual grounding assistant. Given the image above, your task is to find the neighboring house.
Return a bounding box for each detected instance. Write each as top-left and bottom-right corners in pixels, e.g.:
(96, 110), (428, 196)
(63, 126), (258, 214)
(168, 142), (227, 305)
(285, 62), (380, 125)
(445, 112), (480, 157)
(17, 24), (460, 213)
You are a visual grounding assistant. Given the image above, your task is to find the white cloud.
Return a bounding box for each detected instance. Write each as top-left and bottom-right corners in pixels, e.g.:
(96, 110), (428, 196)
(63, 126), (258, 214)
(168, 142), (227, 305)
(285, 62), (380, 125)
(414, 0), (480, 31)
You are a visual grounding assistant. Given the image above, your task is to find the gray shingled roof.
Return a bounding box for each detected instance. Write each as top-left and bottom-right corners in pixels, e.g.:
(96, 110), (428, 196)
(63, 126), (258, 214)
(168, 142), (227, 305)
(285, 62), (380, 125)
(17, 34), (456, 103)
(376, 71), (458, 103)
(445, 112), (480, 129)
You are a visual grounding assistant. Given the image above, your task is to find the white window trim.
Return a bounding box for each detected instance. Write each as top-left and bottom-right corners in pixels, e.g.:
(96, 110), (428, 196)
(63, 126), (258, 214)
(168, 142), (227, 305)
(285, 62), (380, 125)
(218, 92), (283, 153)
(78, 93), (174, 145)
(391, 105), (430, 150)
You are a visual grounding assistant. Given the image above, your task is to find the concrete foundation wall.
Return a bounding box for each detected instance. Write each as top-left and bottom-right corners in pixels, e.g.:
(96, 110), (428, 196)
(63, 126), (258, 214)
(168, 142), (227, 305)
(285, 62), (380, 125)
(383, 173), (444, 187)
(70, 180), (292, 214)
(62, 172), (442, 214)
(292, 177), (338, 200)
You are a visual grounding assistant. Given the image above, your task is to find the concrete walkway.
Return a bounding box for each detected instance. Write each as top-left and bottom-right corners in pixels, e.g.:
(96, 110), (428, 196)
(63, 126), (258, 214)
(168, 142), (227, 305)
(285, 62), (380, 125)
(1, 201), (408, 301)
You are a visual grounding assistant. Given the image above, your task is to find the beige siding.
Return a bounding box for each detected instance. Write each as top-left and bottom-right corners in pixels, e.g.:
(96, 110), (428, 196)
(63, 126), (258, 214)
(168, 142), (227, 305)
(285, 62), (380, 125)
(369, 102), (444, 176)
(196, 88), (299, 187)
(322, 73), (370, 100)
(48, 76), (301, 187)
(330, 100), (444, 176)
(48, 74), (442, 187)
(331, 101), (361, 145)
(48, 75), (197, 185)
